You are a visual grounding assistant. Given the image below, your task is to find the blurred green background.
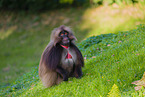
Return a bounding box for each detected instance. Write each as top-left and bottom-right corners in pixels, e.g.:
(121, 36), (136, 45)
(0, 0), (145, 88)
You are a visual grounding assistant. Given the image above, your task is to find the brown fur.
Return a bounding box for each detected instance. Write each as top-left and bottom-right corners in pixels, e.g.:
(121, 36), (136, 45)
(39, 25), (84, 88)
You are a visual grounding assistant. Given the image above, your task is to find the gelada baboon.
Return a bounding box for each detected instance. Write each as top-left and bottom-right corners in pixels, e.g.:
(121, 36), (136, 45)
(39, 25), (84, 87)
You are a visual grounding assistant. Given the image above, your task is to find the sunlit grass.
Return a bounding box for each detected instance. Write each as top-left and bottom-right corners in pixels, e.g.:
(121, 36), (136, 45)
(0, 26), (17, 40)
(81, 4), (145, 38)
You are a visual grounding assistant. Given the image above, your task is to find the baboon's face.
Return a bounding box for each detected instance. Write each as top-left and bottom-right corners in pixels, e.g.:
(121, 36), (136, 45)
(59, 30), (70, 46)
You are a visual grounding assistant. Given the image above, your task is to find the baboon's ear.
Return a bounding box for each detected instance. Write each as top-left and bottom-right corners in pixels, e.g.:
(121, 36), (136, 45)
(69, 34), (77, 41)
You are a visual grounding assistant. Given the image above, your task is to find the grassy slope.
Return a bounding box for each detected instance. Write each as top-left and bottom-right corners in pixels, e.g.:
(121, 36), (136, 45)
(0, 4), (145, 86)
(1, 24), (145, 97)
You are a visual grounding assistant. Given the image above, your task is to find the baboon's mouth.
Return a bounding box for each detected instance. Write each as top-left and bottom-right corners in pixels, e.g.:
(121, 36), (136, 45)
(62, 40), (70, 45)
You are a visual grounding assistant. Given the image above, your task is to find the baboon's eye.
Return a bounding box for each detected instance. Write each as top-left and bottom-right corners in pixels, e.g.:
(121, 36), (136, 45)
(60, 33), (63, 36)
(65, 32), (67, 35)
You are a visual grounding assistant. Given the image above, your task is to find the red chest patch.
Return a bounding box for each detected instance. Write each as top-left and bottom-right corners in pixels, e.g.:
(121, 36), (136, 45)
(61, 45), (72, 59)
(66, 52), (72, 59)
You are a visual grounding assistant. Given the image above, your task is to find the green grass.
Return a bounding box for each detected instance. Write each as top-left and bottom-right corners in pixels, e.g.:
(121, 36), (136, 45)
(1, 24), (145, 97)
(0, 3), (145, 96)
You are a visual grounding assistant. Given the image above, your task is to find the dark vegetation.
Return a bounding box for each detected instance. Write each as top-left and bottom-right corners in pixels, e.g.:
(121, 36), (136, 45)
(0, 0), (144, 11)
